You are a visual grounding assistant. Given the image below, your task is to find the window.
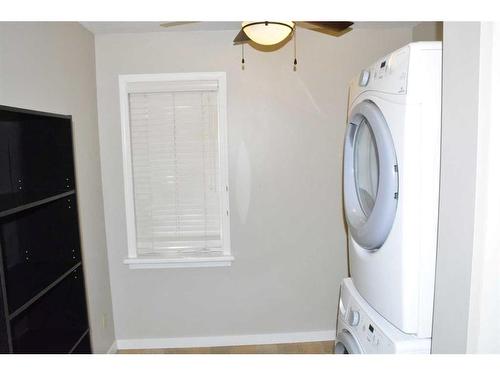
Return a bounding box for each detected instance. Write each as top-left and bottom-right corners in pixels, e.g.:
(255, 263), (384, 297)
(119, 73), (231, 269)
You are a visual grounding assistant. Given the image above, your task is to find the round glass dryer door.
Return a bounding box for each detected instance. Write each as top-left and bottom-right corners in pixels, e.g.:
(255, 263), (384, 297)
(354, 119), (379, 217)
(344, 100), (398, 250)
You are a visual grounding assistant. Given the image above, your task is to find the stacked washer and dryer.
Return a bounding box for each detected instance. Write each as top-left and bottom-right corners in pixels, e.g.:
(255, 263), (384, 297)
(335, 42), (442, 354)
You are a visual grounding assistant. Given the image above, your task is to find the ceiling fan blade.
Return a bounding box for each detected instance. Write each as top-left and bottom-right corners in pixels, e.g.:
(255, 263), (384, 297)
(297, 21), (354, 36)
(302, 21), (353, 31)
(159, 21), (198, 28)
(233, 29), (251, 44)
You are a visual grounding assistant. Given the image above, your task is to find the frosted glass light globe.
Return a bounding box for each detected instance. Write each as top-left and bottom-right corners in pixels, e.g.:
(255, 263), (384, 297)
(242, 21), (295, 46)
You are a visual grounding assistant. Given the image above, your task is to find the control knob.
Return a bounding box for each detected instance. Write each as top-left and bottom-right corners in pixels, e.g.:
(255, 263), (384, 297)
(358, 69), (370, 87)
(347, 309), (360, 327)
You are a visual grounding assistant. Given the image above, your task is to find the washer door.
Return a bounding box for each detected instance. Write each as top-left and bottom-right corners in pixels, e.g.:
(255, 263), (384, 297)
(334, 330), (362, 354)
(343, 100), (398, 250)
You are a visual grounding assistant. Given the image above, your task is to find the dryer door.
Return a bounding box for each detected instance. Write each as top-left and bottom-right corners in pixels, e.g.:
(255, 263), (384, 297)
(343, 100), (398, 250)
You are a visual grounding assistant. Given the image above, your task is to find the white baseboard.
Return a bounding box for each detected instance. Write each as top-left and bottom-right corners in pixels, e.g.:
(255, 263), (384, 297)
(106, 340), (118, 354)
(116, 330), (335, 350)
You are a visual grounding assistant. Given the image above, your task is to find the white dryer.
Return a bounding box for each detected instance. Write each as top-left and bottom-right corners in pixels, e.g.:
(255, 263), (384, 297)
(335, 278), (431, 354)
(343, 42), (442, 338)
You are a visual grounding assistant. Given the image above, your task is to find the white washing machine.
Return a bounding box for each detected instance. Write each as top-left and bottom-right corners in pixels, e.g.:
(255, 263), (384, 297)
(343, 42), (442, 338)
(335, 278), (431, 354)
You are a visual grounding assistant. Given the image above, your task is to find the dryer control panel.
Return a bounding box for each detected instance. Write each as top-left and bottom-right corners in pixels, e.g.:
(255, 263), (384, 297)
(349, 44), (410, 103)
(368, 46), (409, 94)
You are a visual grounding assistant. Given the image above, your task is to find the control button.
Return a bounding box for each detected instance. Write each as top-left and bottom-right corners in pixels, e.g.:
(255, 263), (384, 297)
(358, 69), (370, 87)
(347, 309), (360, 327)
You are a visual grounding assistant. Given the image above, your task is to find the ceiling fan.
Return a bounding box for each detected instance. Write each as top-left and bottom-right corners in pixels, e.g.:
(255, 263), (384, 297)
(159, 21), (354, 45)
(232, 21), (353, 69)
(160, 21), (354, 69)
(232, 21), (354, 45)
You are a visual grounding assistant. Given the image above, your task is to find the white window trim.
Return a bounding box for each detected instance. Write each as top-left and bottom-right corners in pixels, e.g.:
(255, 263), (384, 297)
(118, 72), (232, 269)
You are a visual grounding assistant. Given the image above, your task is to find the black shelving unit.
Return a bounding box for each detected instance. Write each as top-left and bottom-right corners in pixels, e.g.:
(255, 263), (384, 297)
(0, 105), (91, 354)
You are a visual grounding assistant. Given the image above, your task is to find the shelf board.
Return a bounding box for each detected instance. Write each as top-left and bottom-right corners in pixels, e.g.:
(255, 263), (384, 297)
(0, 190), (75, 218)
(68, 328), (90, 354)
(12, 325), (88, 354)
(5, 260), (81, 314)
(8, 262), (82, 321)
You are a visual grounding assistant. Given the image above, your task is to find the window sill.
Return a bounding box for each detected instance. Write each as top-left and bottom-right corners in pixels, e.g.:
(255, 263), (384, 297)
(123, 254), (234, 269)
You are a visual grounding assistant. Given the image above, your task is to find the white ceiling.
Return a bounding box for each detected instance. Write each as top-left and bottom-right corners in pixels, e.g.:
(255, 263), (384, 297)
(80, 21), (241, 34)
(80, 21), (420, 35)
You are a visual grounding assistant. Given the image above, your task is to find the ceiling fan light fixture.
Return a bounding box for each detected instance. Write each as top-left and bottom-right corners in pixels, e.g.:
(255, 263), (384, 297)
(242, 21), (295, 46)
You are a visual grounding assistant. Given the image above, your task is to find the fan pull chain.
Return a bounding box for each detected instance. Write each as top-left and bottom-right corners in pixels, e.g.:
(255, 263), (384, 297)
(293, 27), (297, 71)
(241, 44), (245, 70)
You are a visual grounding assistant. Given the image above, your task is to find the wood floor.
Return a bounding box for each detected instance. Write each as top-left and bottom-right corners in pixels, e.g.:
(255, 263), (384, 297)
(118, 341), (334, 354)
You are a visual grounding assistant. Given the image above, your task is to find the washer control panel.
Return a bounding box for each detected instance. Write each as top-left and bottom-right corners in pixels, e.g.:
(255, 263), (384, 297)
(347, 309), (360, 326)
(337, 278), (432, 354)
(347, 302), (394, 353)
(339, 285), (396, 353)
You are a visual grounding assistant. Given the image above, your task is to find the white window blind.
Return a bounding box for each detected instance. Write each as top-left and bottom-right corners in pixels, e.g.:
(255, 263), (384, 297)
(128, 82), (224, 257)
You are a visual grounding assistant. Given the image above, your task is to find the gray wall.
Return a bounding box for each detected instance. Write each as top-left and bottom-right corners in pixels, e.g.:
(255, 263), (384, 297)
(0, 22), (115, 353)
(431, 22), (481, 354)
(412, 22), (443, 41)
(95, 27), (412, 342)
(433, 22), (500, 354)
(466, 22), (500, 354)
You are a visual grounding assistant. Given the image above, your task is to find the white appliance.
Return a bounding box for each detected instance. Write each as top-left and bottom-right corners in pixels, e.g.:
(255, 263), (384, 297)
(342, 42), (442, 338)
(335, 278), (431, 354)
